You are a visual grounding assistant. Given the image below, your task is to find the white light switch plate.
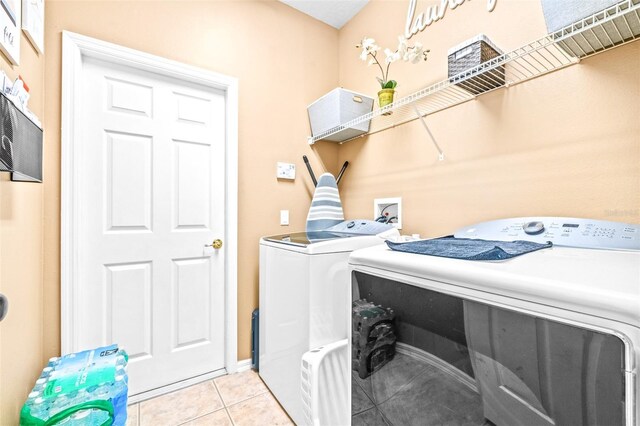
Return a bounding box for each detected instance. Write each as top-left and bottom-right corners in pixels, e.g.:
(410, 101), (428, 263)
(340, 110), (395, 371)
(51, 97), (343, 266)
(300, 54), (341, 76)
(277, 162), (296, 180)
(280, 210), (289, 226)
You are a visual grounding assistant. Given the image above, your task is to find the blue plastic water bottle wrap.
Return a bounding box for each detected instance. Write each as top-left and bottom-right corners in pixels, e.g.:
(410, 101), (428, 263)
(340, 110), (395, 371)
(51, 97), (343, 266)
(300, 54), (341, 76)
(19, 344), (129, 426)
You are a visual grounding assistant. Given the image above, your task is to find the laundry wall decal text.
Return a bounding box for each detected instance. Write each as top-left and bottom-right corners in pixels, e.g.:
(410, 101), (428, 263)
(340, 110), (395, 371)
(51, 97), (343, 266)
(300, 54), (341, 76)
(405, 0), (497, 39)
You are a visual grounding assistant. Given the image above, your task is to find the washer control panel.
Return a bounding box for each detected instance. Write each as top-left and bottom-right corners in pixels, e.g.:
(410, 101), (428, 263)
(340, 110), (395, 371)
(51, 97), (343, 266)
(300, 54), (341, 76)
(455, 217), (640, 250)
(325, 219), (393, 235)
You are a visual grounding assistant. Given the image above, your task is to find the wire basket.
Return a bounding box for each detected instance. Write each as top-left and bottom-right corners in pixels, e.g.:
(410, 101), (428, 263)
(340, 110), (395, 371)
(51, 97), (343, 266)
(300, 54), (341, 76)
(448, 34), (505, 95)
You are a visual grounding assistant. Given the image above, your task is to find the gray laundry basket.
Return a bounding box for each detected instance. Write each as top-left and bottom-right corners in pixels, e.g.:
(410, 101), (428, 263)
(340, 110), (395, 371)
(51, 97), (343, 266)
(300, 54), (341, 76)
(307, 88), (373, 142)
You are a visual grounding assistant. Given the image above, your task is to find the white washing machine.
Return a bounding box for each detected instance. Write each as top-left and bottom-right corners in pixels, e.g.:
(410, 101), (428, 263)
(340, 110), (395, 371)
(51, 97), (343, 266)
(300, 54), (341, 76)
(259, 227), (387, 425)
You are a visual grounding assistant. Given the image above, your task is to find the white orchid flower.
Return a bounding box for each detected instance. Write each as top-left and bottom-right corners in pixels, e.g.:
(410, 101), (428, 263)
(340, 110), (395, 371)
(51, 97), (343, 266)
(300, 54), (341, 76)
(406, 48), (418, 64)
(356, 34), (428, 90)
(407, 46), (424, 64)
(362, 37), (377, 50)
(363, 38), (379, 54)
(385, 48), (401, 64)
(397, 36), (408, 58)
(358, 37), (380, 61)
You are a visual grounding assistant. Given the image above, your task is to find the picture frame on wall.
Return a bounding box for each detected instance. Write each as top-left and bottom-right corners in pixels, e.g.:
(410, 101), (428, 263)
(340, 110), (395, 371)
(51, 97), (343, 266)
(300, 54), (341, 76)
(22, 0), (43, 54)
(0, 0), (20, 64)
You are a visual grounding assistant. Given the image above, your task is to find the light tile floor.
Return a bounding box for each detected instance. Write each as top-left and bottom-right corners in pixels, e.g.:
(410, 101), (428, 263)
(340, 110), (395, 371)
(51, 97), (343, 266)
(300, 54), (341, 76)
(126, 370), (294, 426)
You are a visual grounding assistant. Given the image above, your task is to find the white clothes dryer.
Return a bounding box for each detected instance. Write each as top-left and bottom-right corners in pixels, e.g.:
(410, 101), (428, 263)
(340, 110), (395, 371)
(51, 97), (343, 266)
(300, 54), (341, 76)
(301, 217), (640, 426)
(346, 217), (640, 426)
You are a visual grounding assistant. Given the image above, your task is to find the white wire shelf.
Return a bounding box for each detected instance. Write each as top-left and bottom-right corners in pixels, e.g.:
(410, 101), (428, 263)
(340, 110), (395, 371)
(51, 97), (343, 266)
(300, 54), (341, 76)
(308, 0), (640, 145)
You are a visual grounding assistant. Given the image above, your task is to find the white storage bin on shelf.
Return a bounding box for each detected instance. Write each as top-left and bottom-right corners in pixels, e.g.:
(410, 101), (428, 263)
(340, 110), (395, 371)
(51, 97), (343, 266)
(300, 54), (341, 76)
(307, 88), (373, 143)
(544, 0), (640, 58)
(541, 0), (620, 33)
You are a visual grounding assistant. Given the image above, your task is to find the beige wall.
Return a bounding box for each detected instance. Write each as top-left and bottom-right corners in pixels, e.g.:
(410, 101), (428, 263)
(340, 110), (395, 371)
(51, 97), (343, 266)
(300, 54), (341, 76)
(0, 35), (46, 425)
(2, 0), (639, 423)
(42, 0), (339, 368)
(337, 0), (640, 235)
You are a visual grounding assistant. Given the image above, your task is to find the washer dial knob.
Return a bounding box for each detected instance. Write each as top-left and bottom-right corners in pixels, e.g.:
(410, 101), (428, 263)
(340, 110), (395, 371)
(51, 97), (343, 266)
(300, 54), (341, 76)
(523, 221), (545, 235)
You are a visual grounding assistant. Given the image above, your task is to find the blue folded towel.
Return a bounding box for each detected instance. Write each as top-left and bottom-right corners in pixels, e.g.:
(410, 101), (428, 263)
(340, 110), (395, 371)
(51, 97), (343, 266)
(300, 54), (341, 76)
(386, 237), (552, 261)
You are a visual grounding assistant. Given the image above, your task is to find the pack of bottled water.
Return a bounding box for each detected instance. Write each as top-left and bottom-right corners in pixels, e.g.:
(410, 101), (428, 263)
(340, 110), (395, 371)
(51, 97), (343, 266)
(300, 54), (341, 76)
(20, 344), (128, 425)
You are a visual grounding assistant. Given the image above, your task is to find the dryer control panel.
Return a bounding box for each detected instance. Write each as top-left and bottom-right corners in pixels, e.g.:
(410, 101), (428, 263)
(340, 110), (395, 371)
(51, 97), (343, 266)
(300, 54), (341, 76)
(454, 217), (640, 251)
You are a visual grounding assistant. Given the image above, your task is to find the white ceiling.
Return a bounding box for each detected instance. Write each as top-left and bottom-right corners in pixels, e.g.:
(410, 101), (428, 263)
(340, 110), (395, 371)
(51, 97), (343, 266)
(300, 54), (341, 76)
(279, 0), (369, 29)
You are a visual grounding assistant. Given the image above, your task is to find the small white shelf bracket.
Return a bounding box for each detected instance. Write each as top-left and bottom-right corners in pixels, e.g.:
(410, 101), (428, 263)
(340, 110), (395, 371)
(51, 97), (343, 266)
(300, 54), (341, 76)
(413, 105), (445, 161)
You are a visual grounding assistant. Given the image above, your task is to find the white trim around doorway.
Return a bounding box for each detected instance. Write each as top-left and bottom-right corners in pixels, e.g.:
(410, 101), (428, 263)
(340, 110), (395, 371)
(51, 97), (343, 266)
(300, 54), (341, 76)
(60, 31), (239, 375)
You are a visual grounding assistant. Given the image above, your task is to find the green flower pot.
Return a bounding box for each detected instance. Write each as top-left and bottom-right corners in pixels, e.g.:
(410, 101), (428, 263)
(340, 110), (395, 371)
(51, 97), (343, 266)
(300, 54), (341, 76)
(378, 88), (395, 115)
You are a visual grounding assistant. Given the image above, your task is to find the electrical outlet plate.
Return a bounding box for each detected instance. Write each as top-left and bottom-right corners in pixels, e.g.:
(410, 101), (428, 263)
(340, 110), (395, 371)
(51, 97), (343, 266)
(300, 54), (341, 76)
(277, 162), (296, 180)
(374, 197), (402, 229)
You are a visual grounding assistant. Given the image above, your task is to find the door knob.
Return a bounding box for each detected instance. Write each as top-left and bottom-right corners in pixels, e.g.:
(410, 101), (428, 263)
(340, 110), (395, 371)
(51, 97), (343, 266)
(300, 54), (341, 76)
(0, 293), (8, 322)
(205, 239), (223, 249)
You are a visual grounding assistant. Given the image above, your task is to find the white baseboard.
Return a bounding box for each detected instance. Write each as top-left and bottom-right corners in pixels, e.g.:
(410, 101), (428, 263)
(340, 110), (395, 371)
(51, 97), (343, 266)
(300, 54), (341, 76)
(236, 358), (252, 372)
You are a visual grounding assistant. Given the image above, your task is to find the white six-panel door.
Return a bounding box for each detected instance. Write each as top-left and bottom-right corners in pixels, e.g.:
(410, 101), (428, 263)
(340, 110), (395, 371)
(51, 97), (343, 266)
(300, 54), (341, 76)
(74, 56), (227, 395)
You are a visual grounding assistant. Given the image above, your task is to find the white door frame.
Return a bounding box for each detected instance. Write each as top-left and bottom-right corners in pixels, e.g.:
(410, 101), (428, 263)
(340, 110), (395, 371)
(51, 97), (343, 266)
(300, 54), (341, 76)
(60, 31), (238, 377)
